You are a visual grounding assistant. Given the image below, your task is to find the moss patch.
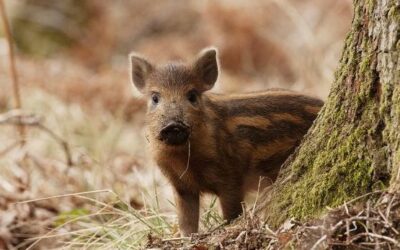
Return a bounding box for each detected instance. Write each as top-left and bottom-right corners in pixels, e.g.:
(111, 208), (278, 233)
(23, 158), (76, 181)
(267, 126), (374, 226)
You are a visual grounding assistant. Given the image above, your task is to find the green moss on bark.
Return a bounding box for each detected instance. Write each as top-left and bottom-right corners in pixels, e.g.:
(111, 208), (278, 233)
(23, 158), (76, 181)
(264, 94), (384, 226)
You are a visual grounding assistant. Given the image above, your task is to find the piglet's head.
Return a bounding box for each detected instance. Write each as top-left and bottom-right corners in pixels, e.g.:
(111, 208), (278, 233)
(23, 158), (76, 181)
(130, 48), (219, 146)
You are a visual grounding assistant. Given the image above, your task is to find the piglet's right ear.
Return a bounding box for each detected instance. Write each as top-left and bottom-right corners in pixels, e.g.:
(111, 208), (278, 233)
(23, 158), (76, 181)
(193, 48), (219, 92)
(129, 53), (154, 93)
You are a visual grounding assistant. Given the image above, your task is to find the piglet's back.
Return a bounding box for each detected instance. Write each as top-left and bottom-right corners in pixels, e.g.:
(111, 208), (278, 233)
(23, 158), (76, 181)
(203, 89), (323, 181)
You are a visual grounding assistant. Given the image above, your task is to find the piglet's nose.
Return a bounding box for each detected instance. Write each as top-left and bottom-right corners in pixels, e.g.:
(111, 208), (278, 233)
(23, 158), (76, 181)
(159, 122), (190, 145)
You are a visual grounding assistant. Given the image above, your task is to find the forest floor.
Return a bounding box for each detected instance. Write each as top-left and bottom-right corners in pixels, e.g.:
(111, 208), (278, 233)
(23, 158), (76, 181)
(146, 191), (400, 249)
(1, 58), (400, 250)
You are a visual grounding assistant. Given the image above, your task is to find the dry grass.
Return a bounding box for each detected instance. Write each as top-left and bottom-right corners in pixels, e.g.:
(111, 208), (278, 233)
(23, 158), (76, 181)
(0, 0), (354, 249)
(146, 191), (400, 250)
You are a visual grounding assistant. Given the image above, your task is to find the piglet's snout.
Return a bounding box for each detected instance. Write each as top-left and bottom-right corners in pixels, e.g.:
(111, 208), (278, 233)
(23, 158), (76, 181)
(159, 122), (190, 145)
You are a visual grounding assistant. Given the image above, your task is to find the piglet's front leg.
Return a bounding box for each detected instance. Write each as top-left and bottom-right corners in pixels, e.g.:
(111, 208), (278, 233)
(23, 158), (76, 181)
(174, 189), (199, 236)
(219, 190), (244, 223)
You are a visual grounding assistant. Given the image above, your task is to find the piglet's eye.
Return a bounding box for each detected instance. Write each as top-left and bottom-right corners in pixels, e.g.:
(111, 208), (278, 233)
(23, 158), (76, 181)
(151, 93), (160, 105)
(187, 90), (198, 104)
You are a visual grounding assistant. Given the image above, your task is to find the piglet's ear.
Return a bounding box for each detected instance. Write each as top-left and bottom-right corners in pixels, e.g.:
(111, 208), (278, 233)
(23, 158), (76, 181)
(129, 52), (154, 93)
(193, 47), (219, 91)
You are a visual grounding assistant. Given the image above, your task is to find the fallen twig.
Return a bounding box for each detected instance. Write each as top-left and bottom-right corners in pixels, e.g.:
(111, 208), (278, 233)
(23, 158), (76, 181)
(0, 110), (73, 166)
(310, 234), (327, 250)
(350, 232), (400, 247)
(0, 140), (22, 158)
(161, 237), (190, 242)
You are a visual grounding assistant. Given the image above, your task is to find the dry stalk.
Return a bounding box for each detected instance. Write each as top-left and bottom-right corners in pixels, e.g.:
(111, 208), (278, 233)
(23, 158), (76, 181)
(0, 0), (25, 142)
(179, 138), (191, 179)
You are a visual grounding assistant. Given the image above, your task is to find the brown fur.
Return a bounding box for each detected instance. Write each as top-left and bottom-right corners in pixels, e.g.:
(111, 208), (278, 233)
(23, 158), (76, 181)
(129, 48), (323, 236)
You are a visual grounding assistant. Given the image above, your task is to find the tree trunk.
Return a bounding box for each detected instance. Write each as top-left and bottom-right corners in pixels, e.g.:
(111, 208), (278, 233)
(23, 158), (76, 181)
(258, 0), (400, 227)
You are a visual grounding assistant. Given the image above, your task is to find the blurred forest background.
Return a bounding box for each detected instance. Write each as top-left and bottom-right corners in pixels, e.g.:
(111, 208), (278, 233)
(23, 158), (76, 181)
(0, 0), (352, 248)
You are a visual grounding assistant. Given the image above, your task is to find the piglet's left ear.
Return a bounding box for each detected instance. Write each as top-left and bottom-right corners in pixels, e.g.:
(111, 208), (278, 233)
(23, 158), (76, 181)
(193, 47), (219, 91)
(129, 52), (154, 93)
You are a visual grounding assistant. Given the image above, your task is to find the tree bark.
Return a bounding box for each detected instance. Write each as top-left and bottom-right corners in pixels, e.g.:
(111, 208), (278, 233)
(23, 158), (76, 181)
(258, 0), (400, 227)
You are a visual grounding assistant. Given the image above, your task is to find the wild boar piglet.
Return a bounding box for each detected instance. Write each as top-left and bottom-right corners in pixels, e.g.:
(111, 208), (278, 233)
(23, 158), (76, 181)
(129, 48), (323, 236)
